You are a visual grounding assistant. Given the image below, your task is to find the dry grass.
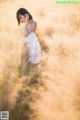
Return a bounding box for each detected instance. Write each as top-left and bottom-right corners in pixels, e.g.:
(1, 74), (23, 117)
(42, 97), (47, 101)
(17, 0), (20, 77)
(0, 0), (80, 120)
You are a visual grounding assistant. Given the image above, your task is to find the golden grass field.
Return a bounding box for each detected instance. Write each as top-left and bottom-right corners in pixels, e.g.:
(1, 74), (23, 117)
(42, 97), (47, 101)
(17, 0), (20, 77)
(0, 0), (80, 120)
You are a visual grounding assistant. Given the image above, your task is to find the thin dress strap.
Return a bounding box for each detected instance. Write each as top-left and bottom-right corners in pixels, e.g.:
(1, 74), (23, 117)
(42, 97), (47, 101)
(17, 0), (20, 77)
(28, 24), (31, 29)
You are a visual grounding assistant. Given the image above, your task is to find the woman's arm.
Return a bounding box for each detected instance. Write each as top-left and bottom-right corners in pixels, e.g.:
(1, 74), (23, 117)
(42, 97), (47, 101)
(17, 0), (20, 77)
(23, 21), (37, 37)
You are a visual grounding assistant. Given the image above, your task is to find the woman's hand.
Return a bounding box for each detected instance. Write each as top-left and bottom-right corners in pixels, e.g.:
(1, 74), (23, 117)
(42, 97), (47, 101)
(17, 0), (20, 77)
(25, 14), (29, 24)
(23, 21), (37, 37)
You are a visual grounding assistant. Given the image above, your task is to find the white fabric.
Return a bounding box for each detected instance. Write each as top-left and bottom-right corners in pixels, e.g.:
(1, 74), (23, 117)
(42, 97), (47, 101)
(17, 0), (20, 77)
(24, 24), (42, 64)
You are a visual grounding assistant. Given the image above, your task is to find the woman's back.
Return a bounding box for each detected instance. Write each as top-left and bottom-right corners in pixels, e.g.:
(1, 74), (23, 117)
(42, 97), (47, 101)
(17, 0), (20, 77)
(25, 24), (41, 64)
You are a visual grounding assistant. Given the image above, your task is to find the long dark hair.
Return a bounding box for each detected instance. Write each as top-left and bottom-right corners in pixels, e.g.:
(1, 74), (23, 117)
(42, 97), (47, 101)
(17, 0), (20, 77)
(16, 8), (33, 25)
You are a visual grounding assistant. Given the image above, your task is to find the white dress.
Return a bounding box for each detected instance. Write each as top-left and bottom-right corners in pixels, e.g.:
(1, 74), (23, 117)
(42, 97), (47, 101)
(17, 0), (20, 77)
(23, 24), (42, 64)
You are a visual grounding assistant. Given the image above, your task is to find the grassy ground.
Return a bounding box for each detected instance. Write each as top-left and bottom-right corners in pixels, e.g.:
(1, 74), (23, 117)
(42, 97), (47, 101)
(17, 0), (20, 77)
(0, 0), (80, 120)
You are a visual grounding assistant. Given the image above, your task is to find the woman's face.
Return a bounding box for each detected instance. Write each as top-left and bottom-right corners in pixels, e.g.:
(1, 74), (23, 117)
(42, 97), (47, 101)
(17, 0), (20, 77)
(19, 15), (25, 23)
(19, 14), (29, 23)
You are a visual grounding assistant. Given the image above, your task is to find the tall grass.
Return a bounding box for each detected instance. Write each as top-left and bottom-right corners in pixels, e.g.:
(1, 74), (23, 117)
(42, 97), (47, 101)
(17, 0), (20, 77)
(0, 0), (80, 120)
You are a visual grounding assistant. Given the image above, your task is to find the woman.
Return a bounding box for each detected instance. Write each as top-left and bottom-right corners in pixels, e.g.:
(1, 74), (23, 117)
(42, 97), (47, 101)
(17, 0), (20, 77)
(16, 8), (42, 76)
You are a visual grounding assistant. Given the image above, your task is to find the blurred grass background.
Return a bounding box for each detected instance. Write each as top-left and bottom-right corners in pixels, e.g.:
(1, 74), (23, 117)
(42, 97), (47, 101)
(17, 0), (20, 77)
(0, 0), (80, 120)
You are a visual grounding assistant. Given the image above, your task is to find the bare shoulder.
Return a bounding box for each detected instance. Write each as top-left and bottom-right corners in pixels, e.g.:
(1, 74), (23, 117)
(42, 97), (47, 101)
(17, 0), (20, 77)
(28, 20), (37, 33)
(32, 20), (37, 26)
(32, 21), (37, 32)
(31, 20), (37, 28)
